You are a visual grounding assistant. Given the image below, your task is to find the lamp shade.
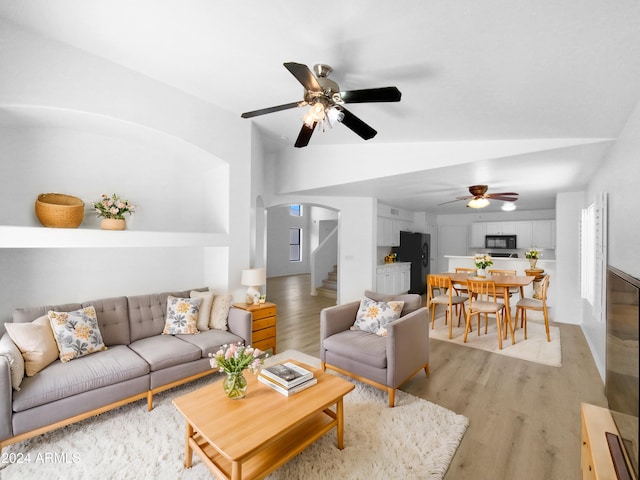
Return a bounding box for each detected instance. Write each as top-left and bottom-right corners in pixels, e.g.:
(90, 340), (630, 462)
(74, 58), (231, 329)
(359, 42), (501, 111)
(467, 198), (490, 209)
(241, 268), (266, 287)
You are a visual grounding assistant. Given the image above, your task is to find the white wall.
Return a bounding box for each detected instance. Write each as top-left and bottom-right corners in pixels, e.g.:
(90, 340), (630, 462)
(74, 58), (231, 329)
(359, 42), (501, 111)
(582, 100), (640, 380)
(0, 21), (252, 332)
(266, 204), (310, 277)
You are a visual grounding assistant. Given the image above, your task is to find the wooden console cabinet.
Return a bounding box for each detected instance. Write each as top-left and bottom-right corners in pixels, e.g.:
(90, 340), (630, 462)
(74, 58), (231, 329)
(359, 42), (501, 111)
(581, 403), (637, 480)
(233, 302), (277, 354)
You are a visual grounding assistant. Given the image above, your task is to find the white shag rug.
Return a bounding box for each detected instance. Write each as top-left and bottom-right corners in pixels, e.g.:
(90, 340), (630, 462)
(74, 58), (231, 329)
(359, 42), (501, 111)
(429, 309), (562, 367)
(1, 350), (468, 480)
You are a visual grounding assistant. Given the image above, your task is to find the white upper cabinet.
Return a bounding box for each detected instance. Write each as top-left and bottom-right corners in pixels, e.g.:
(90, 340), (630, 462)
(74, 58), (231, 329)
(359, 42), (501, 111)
(485, 222), (517, 235)
(470, 222), (487, 247)
(376, 203), (414, 246)
(515, 222), (533, 249)
(531, 220), (556, 249)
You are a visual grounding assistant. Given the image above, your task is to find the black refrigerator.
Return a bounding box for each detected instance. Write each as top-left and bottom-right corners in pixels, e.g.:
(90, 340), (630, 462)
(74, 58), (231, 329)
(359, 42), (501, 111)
(394, 231), (431, 295)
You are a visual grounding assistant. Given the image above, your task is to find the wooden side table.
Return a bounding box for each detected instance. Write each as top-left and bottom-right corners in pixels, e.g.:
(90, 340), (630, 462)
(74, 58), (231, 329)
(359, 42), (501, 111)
(233, 302), (277, 354)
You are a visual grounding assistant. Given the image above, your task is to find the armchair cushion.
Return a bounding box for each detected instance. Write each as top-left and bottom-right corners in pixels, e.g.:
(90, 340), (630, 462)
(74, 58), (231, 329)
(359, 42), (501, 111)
(322, 329), (387, 369)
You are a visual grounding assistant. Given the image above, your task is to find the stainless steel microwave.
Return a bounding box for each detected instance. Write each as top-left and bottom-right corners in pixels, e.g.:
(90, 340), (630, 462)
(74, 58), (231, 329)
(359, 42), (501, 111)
(485, 235), (517, 249)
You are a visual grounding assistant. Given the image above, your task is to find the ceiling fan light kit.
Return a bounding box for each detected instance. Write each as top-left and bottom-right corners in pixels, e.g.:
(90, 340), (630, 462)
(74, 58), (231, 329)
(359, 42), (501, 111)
(241, 62), (401, 147)
(467, 197), (490, 209)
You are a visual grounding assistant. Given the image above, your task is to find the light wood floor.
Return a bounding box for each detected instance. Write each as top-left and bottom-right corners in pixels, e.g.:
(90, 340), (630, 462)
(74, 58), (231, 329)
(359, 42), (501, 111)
(267, 274), (608, 480)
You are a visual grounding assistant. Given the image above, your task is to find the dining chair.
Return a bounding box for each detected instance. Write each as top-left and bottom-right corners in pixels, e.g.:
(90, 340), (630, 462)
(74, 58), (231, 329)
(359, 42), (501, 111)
(452, 267), (476, 298)
(464, 278), (515, 350)
(515, 275), (551, 342)
(426, 274), (468, 338)
(487, 269), (525, 300)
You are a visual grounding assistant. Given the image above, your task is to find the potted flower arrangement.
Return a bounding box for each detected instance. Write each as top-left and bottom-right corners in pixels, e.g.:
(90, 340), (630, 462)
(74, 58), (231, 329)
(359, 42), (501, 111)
(525, 248), (543, 268)
(474, 254), (493, 277)
(93, 193), (136, 230)
(209, 342), (267, 399)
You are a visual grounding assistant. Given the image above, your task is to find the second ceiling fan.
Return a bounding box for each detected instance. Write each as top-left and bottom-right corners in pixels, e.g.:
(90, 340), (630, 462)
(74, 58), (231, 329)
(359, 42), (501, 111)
(241, 62), (401, 147)
(439, 185), (519, 209)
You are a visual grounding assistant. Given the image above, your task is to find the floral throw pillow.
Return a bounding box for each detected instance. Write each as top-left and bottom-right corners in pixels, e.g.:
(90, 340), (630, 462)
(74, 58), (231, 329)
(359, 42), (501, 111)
(48, 306), (107, 363)
(351, 297), (405, 336)
(163, 296), (201, 335)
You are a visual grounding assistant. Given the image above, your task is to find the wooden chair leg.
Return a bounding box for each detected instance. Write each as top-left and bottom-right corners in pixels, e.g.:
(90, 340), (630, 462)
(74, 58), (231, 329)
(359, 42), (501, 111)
(496, 313), (503, 350)
(543, 306), (550, 342)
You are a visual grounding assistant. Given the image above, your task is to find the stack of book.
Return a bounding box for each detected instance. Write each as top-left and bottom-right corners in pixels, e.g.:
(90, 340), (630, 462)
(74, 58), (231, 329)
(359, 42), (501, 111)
(258, 362), (317, 396)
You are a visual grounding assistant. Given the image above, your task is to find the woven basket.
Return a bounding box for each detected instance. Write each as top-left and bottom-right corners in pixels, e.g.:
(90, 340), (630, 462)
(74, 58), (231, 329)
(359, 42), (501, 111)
(35, 193), (85, 228)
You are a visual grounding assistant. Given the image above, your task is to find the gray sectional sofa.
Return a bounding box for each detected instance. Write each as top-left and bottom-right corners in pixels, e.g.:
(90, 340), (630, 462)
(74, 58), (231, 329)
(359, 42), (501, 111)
(0, 287), (252, 450)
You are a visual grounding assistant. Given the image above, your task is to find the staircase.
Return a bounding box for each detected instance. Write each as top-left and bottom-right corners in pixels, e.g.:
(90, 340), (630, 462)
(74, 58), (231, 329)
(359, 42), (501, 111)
(316, 265), (337, 299)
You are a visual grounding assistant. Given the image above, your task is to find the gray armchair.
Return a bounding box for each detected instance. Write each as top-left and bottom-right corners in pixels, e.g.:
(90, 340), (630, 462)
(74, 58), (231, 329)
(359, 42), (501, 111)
(320, 293), (430, 407)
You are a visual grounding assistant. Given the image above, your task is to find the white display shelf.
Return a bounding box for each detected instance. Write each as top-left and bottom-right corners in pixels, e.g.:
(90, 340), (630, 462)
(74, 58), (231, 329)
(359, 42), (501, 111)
(0, 226), (228, 249)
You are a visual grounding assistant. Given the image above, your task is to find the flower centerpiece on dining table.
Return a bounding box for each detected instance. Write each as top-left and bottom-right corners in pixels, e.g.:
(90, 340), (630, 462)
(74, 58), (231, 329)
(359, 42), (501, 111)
(209, 342), (267, 399)
(525, 248), (543, 268)
(93, 193), (136, 230)
(474, 254), (493, 277)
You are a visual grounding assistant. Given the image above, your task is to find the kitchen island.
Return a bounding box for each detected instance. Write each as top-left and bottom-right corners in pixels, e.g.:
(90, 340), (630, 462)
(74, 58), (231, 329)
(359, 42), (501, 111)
(444, 255), (556, 314)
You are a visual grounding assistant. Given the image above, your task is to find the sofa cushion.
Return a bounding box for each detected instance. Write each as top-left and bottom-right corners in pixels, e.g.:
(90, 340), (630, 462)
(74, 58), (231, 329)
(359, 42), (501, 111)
(190, 290), (214, 331)
(323, 330), (387, 369)
(352, 297), (404, 336)
(176, 329), (244, 358)
(82, 297), (130, 346)
(128, 293), (169, 342)
(162, 296), (201, 335)
(128, 335), (201, 371)
(12, 345), (149, 412)
(5, 316), (59, 376)
(0, 333), (24, 391)
(48, 306), (108, 363)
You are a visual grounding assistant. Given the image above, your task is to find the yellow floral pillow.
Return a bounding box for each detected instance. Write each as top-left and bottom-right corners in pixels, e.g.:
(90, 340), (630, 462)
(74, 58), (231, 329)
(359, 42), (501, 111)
(48, 306), (107, 363)
(352, 297), (405, 336)
(163, 296), (201, 335)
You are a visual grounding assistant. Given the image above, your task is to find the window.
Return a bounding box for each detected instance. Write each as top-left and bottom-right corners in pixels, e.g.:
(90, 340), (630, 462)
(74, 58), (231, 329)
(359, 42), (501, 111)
(581, 204), (595, 305)
(581, 193), (608, 321)
(289, 204), (302, 216)
(289, 228), (301, 262)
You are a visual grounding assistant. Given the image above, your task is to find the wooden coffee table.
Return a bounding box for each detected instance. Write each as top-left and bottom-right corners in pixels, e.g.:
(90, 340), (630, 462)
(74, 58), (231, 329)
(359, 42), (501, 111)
(173, 359), (355, 480)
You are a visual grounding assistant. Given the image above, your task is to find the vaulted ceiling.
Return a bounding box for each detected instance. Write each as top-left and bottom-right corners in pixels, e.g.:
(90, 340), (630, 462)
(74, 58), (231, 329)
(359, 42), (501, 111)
(1, 1), (639, 213)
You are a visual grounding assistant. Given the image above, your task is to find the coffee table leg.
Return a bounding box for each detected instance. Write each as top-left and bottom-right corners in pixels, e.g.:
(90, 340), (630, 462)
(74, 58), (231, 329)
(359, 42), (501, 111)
(185, 423), (193, 468)
(232, 461), (241, 480)
(337, 398), (345, 450)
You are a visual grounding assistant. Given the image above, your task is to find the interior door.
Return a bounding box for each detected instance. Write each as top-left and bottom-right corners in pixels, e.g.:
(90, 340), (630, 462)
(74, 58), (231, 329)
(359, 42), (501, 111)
(437, 226), (468, 273)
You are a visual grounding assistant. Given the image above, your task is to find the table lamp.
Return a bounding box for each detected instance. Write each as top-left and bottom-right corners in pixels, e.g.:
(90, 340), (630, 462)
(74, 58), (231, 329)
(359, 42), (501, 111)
(241, 268), (266, 304)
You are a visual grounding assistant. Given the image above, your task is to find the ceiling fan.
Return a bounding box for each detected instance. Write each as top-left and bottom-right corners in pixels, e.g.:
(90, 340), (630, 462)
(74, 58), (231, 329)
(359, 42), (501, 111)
(241, 62), (401, 148)
(439, 185), (519, 209)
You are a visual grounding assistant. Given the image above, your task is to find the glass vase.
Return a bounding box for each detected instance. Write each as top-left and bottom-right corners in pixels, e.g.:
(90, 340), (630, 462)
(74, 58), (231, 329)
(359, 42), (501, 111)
(528, 258), (538, 269)
(223, 371), (248, 399)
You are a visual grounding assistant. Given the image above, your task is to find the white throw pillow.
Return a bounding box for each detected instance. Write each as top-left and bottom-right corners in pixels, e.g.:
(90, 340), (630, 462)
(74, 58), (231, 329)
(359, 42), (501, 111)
(352, 297), (405, 336)
(0, 333), (25, 390)
(190, 290), (214, 331)
(5, 315), (59, 376)
(209, 293), (232, 330)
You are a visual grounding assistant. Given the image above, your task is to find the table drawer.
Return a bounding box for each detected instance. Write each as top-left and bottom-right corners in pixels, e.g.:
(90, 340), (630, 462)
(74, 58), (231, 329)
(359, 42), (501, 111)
(253, 326), (276, 343)
(252, 306), (276, 320)
(253, 316), (276, 331)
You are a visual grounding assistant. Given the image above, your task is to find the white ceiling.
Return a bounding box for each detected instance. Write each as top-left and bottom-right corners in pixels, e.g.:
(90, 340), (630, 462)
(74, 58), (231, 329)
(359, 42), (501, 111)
(1, 0), (639, 214)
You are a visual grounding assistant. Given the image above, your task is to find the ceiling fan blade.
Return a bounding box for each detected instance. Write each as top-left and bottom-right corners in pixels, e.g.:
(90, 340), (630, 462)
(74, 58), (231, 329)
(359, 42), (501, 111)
(487, 192), (519, 197)
(284, 62), (322, 92)
(437, 198), (465, 206)
(338, 107), (377, 140)
(340, 87), (402, 103)
(488, 196), (519, 202)
(241, 101), (304, 118)
(294, 122), (316, 148)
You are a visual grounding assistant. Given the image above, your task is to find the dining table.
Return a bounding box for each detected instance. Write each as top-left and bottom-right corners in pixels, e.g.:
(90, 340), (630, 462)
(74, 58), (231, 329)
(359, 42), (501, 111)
(442, 272), (536, 332)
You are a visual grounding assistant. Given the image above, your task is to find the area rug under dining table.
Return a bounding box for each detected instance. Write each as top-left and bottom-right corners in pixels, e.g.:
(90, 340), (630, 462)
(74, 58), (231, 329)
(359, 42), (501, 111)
(429, 310), (562, 367)
(0, 350), (469, 480)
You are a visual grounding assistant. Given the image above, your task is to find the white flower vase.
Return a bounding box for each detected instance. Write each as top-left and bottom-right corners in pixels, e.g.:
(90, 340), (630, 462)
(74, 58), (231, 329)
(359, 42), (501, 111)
(477, 268), (486, 278)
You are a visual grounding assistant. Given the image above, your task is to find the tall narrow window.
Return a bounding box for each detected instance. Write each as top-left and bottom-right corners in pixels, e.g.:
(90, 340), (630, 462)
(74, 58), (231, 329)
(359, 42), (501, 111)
(289, 204), (302, 216)
(290, 228), (301, 262)
(581, 204), (595, 305)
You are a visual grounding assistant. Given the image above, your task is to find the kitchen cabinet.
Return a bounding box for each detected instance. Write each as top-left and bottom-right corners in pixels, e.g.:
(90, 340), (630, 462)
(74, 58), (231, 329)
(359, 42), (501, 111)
(376, 217), (412, 246)
(532, 220), (556, 249)
(515, 222), (533, 248)
(485, 222), (517, 235)
(470, 223), (487, 248)
(376, 263), (411, 295)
